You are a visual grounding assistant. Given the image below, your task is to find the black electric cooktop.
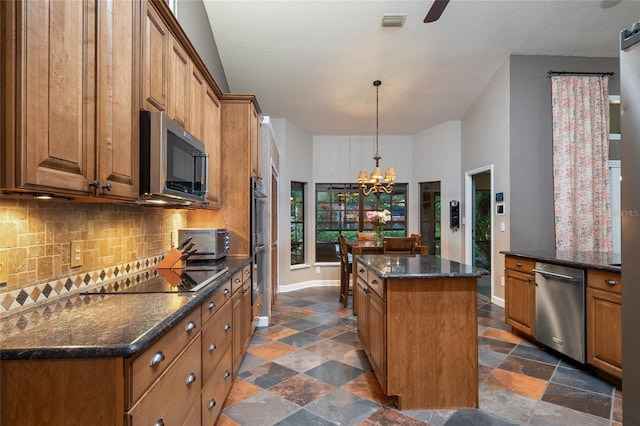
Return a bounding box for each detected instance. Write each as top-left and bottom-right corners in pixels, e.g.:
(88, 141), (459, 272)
(83, 261), (230, 294)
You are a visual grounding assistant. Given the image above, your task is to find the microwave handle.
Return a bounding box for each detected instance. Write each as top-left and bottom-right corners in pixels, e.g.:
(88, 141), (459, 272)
(202, 153), (209, 196)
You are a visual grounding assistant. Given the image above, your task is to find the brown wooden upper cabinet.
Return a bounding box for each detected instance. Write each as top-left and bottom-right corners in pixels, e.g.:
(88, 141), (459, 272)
(1, 0), (139, 200)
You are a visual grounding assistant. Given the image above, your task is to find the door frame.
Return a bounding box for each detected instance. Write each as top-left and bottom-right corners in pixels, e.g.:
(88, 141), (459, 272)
(465, 164), (494, 299)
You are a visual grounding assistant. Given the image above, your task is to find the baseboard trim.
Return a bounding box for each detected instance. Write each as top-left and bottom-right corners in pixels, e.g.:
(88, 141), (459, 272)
(277, 280), (339, 293)
(491, 295), (505, 308)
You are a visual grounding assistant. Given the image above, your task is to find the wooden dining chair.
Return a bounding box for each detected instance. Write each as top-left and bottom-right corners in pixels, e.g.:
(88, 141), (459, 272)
(382, 237), (417, 254)
(338, 234), (353, 307)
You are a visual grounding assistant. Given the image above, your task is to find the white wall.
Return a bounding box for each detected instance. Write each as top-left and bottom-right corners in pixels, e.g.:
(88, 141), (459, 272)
(412, 121), (463, 262)
(461, 58), (511, 301)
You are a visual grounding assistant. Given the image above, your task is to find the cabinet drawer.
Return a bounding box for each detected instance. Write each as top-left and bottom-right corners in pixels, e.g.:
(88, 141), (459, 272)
(242, 263), (252, 283)
(231, 269), (244, 293)
(505, 256), (535, 274)
(183, 396), (201, 426)
(202, 298), (233, 379)
(368, 273), (385, 301)
(202, 278), (232, 325)
(588, 269), (622, 295)
(129, 307), (201, 405)
(129, 335), (202, 426)
(201, 346), (233, 426)
(356, 263), (369, 283)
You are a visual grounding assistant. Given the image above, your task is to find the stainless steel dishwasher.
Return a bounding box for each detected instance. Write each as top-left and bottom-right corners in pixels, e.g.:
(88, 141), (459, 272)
(534, 262), (586, 363)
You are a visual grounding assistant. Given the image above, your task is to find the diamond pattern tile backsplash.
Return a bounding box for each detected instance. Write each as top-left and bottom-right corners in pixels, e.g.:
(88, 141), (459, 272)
(0, 198), (193, 317)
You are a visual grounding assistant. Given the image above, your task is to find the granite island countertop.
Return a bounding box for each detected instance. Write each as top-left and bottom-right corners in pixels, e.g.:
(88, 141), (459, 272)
(0, 256), (251, 360)
(500, 250), (621, 273)
(354, 254), (481, 279)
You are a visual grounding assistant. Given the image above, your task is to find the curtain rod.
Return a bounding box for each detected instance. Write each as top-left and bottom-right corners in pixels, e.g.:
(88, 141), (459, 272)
(547, 70), (615, 77)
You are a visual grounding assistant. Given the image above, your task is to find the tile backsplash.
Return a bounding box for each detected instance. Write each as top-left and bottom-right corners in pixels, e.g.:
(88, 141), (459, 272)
(0, 198), (190, 315)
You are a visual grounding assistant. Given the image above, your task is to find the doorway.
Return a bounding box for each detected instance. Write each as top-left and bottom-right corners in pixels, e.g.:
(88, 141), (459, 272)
(465, 166), (493, 299)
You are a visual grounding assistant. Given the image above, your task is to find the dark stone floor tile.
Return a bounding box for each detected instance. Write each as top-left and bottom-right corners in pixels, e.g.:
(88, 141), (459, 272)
(273, 408), (337, 426)
(269, 374), (336, 406)
(551, 366), (615, 396)
(510, 344), (561, 365)
(498, 355), (556, 380)
(238, 361), (299, 389)
(324, 317), (356, 329)
(478, 336), (517, 354)
(282, 318), (323, 331)
(490, 321), (513, 331)
(305, 388), (380, 426)
(361, 407), (427, 425)
(478, 309), (505, 320)
(330, 330), (359, 346)
(444, 409), (519, 426)
(541, 382), (612, 419)
(286, 299), (316, 307)
(305, 359), (365, 387)
(278, 331), (325, 348)
(305, 324), (347, 338)
(528, 400), (610, 426)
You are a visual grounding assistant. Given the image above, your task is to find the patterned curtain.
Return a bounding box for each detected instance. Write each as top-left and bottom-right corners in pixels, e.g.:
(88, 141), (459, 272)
(551, 75), (612, 252)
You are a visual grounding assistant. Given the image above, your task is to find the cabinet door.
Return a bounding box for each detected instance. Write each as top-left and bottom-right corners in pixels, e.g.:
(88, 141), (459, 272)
(167, 37), (190, 127)
(250, 104), (262, 178)
(203, 88), (222, 208)
(141, 1), (168, 112)
(587, 287), (622, 378)
(231, 290), (243, 376)
(188, 66), (205, 139)
(19, 0), (96, 194)
(504, 269), (535, 337)
(368, 293), (386, 392)
(356, 280), (369, 348)
(96, 0), (139, 200)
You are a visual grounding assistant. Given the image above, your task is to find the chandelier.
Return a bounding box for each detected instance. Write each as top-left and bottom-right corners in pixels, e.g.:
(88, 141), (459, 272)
(357, 80), (396, 197)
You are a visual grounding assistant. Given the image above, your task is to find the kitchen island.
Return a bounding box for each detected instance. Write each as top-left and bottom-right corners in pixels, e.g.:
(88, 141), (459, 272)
(354, 254), (480, 410)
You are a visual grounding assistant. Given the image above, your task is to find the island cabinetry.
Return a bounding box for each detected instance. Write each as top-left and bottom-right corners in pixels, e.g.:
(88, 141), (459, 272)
(587, 269), (622, 379)
(504, 256), (536, 337)
(231, 264), (254, 375)
(1, 0), (140, 200)
(357, 264), (478, 410)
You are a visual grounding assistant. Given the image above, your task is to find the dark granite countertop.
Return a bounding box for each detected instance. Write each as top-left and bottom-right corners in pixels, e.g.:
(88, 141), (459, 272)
(354, 254), (480, 279)
(0, 256), (251, 361)
(500, 250), (621, 273)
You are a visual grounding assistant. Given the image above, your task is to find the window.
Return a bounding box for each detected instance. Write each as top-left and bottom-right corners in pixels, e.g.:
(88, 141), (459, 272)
(419, 182), (441, 255)
(290, 181), (305, 265)
(315, 183), (408, 262)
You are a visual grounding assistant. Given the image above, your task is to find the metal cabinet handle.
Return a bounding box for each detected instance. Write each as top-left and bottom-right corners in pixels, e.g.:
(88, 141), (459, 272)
(208, 301), (216, 310)
(223, 371), (231, 380)
(185, 321), (197, 332)
(605, 279), (618, 286)
(516, 262), (523, 267)
(224, 324), (231, 331)
(224, 288), (230, 295)
(234, 278), (241, 283)
(208, 399), (217, 409)
(359, 268), (365, 273)
(102, 183), (112, 191)
(89, 180), (99, 189)
(186, 373), (197, 385)
(154, 419), (164, 426)
(209, 342), (217, 352)
(150, 351), (165, 367)
(363, 288), (370, 294)
(371, 279), (378, 285)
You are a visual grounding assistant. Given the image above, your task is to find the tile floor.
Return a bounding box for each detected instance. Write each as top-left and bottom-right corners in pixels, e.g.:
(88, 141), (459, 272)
(217, 287), (623, 425)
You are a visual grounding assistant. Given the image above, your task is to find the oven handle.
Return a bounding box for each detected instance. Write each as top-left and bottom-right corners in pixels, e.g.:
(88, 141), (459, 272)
(533, 269), (577, 281)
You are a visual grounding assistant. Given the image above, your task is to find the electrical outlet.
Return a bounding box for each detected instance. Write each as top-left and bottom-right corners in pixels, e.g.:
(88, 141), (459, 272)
(0, 249), (8, 285)
(70, 241), (83, 268)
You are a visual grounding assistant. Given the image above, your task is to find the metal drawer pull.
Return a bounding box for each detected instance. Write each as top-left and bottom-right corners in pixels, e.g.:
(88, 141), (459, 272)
(185, 321), (197, 332)
(533, 269), (576, 281)
(186, 373), (197, 385)
(516, 262), (523, 267)
(154, 420), (164, 426)
(234, 278), (241, 283)
(371, 279), (378, 285)
(223, 371), (231, 380)
(150, 351), (165, 367)
(209, 342), (217, 352)
(605, 279), (618, 286)
(224, 288), (230, 295)
(224, 324), (231, 331)
(208, 301), (216, 310)
(208, 399), (217, 409)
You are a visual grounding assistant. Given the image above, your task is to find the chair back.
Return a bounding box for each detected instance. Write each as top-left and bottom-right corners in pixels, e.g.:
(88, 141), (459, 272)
(382, 237), (417, 254)
(338, 234), (351, 272)
(410, 233), (422, 245)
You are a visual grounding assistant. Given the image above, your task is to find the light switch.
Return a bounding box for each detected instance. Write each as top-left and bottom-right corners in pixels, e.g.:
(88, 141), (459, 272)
(500, 222), (506, 232)
(70, 241), (83, 268)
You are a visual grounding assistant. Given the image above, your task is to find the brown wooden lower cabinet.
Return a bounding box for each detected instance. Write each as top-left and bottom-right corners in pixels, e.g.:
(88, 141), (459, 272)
(357, 269), (478, 410)
(504, 256), (536, 337)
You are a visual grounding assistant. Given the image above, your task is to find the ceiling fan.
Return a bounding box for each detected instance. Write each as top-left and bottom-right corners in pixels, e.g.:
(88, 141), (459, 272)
(424, 0), (450, 23)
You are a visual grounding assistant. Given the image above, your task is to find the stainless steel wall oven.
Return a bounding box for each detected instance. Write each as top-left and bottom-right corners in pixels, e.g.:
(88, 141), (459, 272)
(251, 177), (268, 306)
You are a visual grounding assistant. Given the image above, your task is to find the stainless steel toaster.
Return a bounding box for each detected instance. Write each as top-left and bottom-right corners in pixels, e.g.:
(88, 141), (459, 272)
(177, 228), (230, 260)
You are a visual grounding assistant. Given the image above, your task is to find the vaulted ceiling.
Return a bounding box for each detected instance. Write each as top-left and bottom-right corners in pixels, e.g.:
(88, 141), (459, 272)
(203, 0), (640, 135)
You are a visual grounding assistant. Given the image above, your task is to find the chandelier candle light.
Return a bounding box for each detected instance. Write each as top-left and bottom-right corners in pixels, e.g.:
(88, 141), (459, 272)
(358, 80), (396, 197)
(367, 209), (391, 244)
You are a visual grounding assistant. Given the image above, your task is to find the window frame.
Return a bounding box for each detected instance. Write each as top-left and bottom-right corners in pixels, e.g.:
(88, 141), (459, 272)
(290, 181), (305, 266)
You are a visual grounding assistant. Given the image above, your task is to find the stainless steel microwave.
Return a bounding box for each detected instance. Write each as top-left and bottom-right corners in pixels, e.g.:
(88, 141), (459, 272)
(139, 110), (209, 205)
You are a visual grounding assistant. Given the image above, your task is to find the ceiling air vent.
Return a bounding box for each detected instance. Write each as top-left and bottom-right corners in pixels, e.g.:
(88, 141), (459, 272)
(381, 14), (406, 28)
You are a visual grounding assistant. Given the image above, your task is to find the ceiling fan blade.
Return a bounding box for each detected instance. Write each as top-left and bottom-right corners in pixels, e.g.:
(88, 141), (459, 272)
(424, 0), (450, 23)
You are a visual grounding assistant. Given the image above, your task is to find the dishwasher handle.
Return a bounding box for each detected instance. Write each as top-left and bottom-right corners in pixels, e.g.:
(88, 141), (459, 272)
(533, 268), (577, 282)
